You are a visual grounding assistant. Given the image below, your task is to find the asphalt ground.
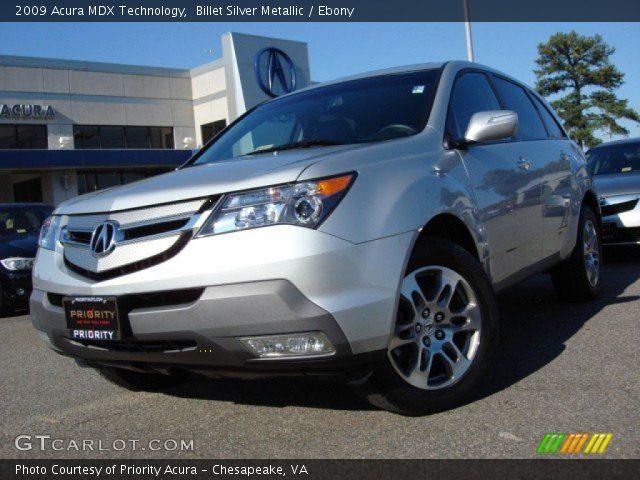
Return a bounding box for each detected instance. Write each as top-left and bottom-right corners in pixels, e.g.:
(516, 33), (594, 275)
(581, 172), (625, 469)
(1, 247), (639, 459)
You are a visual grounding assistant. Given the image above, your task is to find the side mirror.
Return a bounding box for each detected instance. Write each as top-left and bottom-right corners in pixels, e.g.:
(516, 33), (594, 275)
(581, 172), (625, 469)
(464, 110), (518, 144)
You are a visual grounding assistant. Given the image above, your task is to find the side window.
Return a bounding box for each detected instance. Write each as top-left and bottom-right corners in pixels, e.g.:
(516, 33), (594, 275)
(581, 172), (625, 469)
(530, 94), (566, 139)
(491, 77), (547, 141)
(447, 72), (501, 140)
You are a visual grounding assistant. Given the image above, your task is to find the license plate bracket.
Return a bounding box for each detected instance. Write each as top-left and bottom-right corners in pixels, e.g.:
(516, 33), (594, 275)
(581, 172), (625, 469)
(63, 296), (120, 341)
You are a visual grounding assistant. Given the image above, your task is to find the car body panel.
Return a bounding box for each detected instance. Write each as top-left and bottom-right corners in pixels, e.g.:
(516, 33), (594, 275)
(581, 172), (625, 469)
(593, 172), (640, 197)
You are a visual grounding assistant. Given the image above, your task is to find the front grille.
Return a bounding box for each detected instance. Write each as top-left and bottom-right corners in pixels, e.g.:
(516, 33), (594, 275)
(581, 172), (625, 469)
(601, 198), (638, 217)
(64, 232), (192, 281)
(66, 230), (92, 244)
(47, 286), (204, 309)
(602, 223), (640, 243)
(122, 218), (189, 241)
(70, 339), (197, 353)
(61, 197), (218, 279)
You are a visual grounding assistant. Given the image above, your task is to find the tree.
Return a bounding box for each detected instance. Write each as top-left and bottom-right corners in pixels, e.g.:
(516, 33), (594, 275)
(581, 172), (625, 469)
(534, 31), (639, 148)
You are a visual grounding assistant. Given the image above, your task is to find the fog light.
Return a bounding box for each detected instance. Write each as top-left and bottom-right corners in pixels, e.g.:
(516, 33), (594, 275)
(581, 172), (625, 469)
(16, 288), (26, 296)
(239, 332), (336, 358)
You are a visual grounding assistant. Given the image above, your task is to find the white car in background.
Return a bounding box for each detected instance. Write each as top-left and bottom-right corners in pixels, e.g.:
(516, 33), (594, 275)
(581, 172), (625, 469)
(588, 138), (640, 245)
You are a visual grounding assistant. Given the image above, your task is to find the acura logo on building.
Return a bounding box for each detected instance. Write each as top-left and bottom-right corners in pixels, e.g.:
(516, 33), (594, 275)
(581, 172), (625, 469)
(89, 222), (118, 257)
(254, 47), (297, 97)
(0, 104), (55, 119)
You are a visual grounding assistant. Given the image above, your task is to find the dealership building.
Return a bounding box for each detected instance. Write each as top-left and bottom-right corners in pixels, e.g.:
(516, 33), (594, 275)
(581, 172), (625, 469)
(0, 32), (311, 205)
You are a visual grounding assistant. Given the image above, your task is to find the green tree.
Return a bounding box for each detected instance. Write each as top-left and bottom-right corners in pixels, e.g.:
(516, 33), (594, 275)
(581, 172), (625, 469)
(534, 31), (639, 148)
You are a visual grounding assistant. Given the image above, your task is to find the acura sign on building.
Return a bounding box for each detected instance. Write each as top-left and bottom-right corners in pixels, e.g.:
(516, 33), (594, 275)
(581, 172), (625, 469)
(0, 104), (56, 119)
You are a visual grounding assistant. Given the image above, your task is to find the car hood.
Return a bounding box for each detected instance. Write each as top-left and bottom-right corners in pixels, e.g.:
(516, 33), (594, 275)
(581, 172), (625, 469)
(593, 172), (640, 198)
(56, 145), (358, 215)
(0, 233), (39, 259)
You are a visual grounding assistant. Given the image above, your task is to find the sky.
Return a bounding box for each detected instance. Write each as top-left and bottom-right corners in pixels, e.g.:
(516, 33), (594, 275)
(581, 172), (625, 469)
(1, 22), (639, 140)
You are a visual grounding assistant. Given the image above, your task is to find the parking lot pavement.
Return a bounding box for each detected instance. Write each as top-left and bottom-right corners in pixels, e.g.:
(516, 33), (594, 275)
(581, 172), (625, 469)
(1, 247), (639, 459)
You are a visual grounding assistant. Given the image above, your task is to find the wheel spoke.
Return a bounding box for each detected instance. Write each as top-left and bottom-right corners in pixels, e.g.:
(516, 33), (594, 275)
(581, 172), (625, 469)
(435, 270), (459, 308)
(401, 273), (428, 312)
(442, 343), (471, 379)
(454, 303), (481, 331)
(405, 349), (428, 387)
(420, 348), (433, 378)
(389, 332), (415, 351)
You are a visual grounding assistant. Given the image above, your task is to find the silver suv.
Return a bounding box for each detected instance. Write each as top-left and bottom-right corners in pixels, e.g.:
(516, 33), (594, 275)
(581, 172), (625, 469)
(31, 61), (601, 415)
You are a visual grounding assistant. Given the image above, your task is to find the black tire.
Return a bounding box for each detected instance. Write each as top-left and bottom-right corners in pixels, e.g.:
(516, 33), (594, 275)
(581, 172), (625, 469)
(353, 237), (499, 416)
(96, 366), (190, 392)
(0, 286), (8, 317)
(551, 205), (601, 302)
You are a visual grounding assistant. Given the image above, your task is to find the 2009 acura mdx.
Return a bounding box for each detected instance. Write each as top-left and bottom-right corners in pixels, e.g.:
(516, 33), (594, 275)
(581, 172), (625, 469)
(31, 61), (601, 415)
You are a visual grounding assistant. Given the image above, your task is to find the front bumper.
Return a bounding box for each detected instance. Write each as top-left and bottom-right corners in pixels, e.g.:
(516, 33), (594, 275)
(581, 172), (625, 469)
(1, 270), (32, 308)
(31, 226), (413, 375)
(31, 280), (384, 378)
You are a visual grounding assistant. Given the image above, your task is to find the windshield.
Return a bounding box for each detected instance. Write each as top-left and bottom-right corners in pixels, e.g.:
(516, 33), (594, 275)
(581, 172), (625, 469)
(587, 141), (640, 175)
(0, 206), (52, 237)
(190, 69), (440, 165)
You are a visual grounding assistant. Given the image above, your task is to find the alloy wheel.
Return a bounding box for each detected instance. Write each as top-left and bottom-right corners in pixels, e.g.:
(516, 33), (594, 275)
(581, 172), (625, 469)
(388, 266), (482, 390)
(583, 219), (600, 287)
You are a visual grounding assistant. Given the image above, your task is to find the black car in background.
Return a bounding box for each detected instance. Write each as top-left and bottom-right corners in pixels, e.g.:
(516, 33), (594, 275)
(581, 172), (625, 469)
(0, 203), (53, 314)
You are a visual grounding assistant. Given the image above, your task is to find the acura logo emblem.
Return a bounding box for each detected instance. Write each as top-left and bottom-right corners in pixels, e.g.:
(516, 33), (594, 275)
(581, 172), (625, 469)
(89, 221), (118, 257)
(254, 47), (297, 97)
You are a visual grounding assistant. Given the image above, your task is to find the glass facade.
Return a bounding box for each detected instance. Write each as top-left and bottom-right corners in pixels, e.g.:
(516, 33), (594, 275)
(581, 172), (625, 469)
(0, 124), (48, 149)
(73, 125), (174, 149)
(200, 119), (227, 144)
(76, 169), (171, 195)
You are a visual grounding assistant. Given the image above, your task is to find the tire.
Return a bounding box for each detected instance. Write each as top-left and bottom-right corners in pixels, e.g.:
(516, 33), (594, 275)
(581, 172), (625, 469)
(95, 366), (190, 392)
(551, 205), (601, 302)
(0, 286), (8, 317)
(353, 237), (499, 416)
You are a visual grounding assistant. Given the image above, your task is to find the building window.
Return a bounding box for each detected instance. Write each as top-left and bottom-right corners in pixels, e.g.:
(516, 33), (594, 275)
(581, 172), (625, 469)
(201, 119), (227, 144)
(13, 177), (43, 203)
(77, 169), (171, 195)
(73, 126), (174, 149)
(126, 126), (150, 148)
(150, 126), (174, 149)
(99, 126), (125, 148)
(0, 124), (48, 149)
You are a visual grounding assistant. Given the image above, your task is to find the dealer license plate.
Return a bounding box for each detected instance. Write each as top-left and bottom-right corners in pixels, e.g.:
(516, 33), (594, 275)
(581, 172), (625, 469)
(63, 296), (120, 341)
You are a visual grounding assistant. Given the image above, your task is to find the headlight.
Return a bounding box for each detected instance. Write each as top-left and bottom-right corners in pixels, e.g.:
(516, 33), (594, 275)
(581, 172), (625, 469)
(39, 215), (62, 251)
(196, 173), (355, 236)
(0, 257), (34, 271)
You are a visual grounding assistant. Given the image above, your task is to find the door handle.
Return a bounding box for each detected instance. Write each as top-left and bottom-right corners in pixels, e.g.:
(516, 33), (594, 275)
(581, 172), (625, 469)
(517, 156), (533, 171)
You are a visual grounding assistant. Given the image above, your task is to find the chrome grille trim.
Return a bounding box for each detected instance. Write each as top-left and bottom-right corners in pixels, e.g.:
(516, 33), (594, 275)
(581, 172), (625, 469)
(64, 235), (182, 273)
(60, 197), (212, 276)
(64, 198), (206, 231)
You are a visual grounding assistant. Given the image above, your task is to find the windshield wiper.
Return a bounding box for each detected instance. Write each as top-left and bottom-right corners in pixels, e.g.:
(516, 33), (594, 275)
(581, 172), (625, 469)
(245, 140), (347, 156)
